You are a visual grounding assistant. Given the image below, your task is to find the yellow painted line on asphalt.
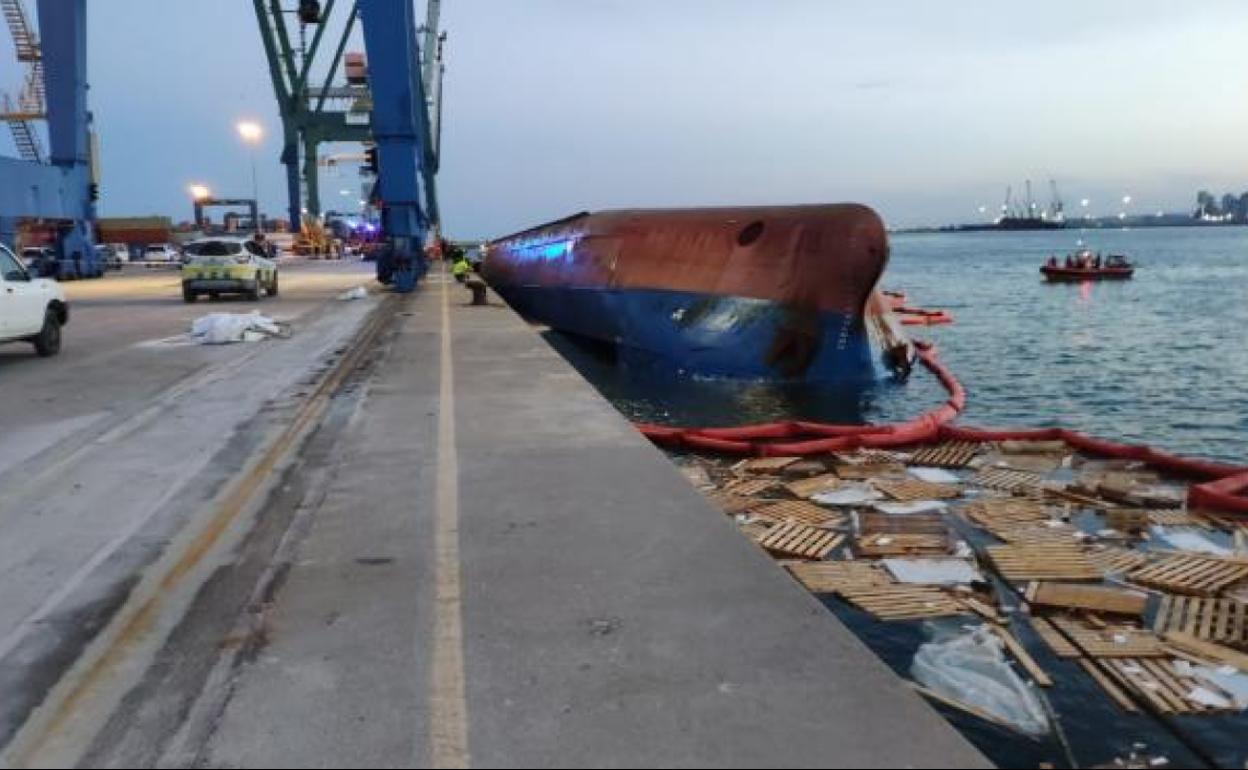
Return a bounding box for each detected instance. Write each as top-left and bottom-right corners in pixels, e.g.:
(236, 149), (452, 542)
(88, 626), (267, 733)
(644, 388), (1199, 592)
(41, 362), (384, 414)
(3, 294), (398, 768)
(429, 263), (471, 768)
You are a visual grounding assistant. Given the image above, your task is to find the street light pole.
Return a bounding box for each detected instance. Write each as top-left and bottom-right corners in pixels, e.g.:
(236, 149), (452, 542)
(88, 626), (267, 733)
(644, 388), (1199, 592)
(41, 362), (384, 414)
(236, 121), (264, 233)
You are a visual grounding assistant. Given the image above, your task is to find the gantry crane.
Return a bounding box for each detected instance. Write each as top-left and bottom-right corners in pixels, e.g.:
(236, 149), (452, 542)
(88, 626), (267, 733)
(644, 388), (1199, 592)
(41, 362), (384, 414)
(0, 0), (100, 279)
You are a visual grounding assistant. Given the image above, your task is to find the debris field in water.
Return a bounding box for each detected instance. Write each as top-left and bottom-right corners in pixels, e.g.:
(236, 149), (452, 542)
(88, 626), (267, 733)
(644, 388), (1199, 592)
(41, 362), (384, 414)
(676, 438), (1248, 748)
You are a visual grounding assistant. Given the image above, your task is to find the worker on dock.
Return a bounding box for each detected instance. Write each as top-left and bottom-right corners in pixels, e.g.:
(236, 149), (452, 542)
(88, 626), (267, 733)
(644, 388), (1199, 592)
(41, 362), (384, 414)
(452, 255), (470, 283)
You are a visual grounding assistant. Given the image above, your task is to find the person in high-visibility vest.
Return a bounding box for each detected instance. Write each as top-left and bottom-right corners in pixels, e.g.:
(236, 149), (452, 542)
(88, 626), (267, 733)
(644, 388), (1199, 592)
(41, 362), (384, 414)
(452, 257), (469, 283)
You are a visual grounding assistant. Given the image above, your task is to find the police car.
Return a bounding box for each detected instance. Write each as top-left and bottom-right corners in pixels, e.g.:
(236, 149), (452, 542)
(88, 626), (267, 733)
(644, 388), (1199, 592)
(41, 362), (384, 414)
(181, 237), (279, 303)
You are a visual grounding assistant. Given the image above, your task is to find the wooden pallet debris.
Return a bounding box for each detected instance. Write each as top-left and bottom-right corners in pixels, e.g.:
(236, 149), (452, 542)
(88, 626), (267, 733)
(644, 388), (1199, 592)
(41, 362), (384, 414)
(1046, 615), (1164, 657)
(738, 519), (774, 541)
(1105, 508), (1152, 534)
(984, 522), (1082, 546)
(722, 477), (783, 497)
(1032, 617), (1081, 658)
(1078, 659), (1140, 712)
(856, 532), (951, 557)
(1101, 658), (1235, 714)
(834, 449), (909, 466)
(985, 624), (1053, 686)
(783, 458), (828, 477)
(832, 463), (907, 480)
(736, 456), (803, 475)
(858, 512), (948, 535)
(1127, 552), (1248, 597)
(1086, 546), (1154, 575)
(872, 478), (962, 502)
(1148, 510), (1212, 529)
(784, 473), (843, 499)
(753, 500), (845, 530)
(836, 583), (968, 621)
(756, 520), (844, 560)
(961, 498), (1052, 527)
(986, 453), (1065, 474)
(1160, 631), (1248, 671)
(997, 439), (1068, 455)
(972, 467), (1047, 493)
(785, 561), (893, 594)
(986, 543), (1102, 582)
(704, 490), (760, 515)
(906, 441), (982, 469)
(1025, 581), (1148, 617)
(1153, 595), (1248, 649)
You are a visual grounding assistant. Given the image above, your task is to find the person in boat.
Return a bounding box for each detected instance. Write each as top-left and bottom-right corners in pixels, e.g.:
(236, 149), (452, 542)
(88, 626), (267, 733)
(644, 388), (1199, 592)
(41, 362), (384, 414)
(1064, 254), (1073, 268)
(1094, 254), (1102, 269)
(1048, 255), (1058, 268)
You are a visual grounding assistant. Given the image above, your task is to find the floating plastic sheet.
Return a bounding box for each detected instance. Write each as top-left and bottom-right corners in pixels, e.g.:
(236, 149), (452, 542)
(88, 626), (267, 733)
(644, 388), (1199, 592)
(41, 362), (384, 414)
(1149, 526), (1231, 557)
(908, 467), (961, 484)
(812, 484), (883, 506)
(874, 501), (949, 516)
(911, 625), (1051, 736)
(883, 558), (982, 585)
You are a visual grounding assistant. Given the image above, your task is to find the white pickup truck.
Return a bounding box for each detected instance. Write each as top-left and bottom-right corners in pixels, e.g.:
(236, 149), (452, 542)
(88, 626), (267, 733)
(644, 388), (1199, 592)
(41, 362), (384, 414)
(0, 243), (69, 357)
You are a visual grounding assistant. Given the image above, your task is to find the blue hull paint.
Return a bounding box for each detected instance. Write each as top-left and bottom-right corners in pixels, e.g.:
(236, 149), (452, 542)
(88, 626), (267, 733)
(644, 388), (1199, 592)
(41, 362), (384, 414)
(497, 285), (881, 383)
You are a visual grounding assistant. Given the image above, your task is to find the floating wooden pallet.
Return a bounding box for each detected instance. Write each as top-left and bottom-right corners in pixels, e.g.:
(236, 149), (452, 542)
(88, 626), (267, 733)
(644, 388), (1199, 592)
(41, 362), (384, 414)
(1101, 658), (1235, 714)
(988, 453), (1065, 474)
(753, 500), (844, 530)
(834, 449), (909, 466)
(1047, 616), (1164, 657)
(1026, 581), (1148, 617)
(986, 543), (1101, 582)
(833, 463), (907, 480)
(984, 523), (1081, 546)
(872, 479), (962, 502)
(785, 561), (893, 594)
(784, 459), (829, 477)
(722, 477), (783, 497)
(837, 584), (968, 620)
(1086, 546), (1154, 575)
(1127, 553), (1248, 597)
(972, 467), (1047, 493)
(756, 520), (844, 560)
(784, 473), (843, 499)
(704, 490), (760, 515)
(1153, 595), (1248, 648)
(858, 512), (948, 535)
(736, 456), (803, 475)
(1148, 510), (1211, 529)
(907, 441), (982, 469)
(1031, 617), (1081, 658)
(961, 498), (1052, 528)
(857, 532), (950, 557)
(1078, 659), (1139, 713)
(738, 519), (774, 541)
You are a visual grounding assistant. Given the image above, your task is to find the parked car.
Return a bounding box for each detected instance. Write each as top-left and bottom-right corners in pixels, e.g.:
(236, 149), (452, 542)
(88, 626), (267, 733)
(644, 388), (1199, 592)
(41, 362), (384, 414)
(0, 243), (68, 356)
(20, 246), (56, 276)
(94, 244), (125, 271)
(142, 243), (180, 264)
(109, 243), (132, 263)
(180, 237), (278, 303)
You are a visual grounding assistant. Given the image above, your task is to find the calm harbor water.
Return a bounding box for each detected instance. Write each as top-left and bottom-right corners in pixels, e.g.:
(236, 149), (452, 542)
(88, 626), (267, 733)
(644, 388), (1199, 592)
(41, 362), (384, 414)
(549, 225), (1248, 464)
(538, 225), (1248, 767)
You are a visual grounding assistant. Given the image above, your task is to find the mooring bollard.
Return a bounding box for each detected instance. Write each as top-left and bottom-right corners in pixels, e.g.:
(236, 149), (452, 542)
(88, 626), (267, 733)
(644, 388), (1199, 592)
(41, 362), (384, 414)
(465, 276), (488, 305)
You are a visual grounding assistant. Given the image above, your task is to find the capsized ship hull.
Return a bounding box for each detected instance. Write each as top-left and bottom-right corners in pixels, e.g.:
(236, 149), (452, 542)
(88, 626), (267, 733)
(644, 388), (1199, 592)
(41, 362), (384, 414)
(483, 205), (909, 382)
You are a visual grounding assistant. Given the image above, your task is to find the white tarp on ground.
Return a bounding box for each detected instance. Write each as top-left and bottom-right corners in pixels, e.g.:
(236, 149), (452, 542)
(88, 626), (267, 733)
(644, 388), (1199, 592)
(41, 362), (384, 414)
(190, 312), (285, 345)
(911, 625), (1051, 736)
(883, 558), (982, 585)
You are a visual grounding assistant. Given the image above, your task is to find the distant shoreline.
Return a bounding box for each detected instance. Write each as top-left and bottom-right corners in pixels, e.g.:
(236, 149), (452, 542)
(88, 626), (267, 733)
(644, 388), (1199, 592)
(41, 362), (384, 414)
(891, 218), (1248, 235)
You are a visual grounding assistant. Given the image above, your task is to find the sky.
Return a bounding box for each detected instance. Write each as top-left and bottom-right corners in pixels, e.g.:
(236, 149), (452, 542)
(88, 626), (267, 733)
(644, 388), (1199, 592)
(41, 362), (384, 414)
(3, 0), (1248, 235)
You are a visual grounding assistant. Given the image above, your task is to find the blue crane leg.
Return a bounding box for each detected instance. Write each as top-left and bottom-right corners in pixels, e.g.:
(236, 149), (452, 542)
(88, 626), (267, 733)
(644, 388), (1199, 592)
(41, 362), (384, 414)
(357, 0), (434, 293)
